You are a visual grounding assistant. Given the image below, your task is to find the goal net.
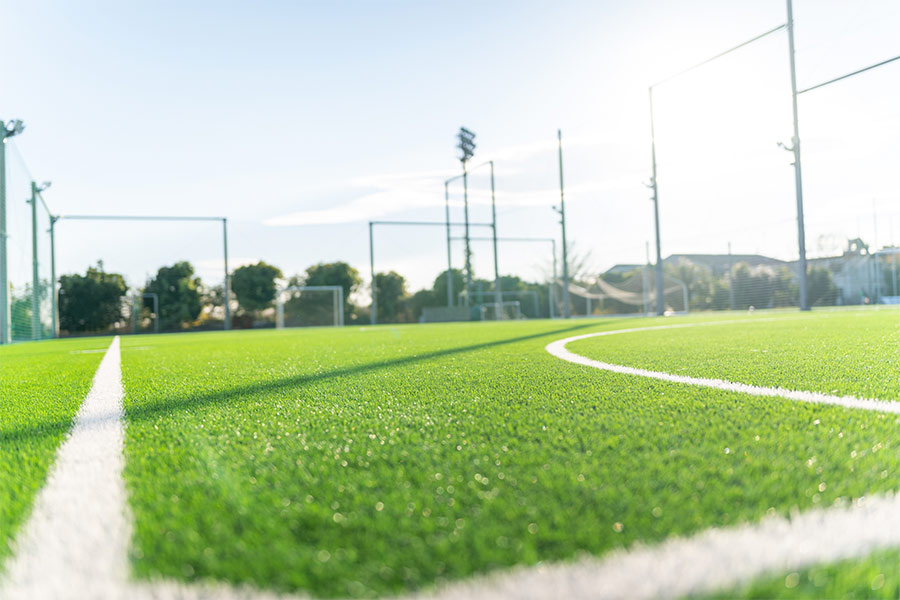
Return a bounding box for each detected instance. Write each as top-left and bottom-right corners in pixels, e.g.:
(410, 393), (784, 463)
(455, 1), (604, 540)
(480, 300), (522, 321)
(275, 285), (344, 328)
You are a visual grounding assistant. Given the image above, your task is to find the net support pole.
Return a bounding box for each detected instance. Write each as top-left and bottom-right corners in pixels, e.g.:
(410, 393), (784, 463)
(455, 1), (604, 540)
(337, 286), (344, 327)
(223, 218), (232, 329)
(786, 0), (809, 310)
(369, 221), (376, 325)
(727, 242), (735, 310)
(648, 90), (666, 316)
(30, 182), (40, 339)
(443, 181), (454, 307)
(550, 239), (557, 319)
(49, 216), (58, 337)
(557, 130), (571, 318)
(489, 161), (502, 319)
(0, 131), (8, 344)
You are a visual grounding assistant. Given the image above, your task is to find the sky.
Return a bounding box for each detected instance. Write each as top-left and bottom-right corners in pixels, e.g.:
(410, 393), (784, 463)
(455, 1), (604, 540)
(2, 0), (899, 297)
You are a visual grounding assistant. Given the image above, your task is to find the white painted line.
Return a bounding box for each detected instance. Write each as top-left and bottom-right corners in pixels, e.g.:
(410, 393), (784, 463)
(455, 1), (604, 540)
(419, 494), (900, 600)
(0, 336), (130, 600)
(546, 322), (900, 414)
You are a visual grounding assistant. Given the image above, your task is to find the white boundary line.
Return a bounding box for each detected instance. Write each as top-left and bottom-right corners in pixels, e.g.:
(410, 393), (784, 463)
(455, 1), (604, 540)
(546, 320), (900, 415)
(0, 336), (130, 599)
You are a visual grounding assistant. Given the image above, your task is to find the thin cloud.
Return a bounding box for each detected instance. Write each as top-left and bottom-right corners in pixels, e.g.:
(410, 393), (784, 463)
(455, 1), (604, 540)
(264, 136), (614, 227)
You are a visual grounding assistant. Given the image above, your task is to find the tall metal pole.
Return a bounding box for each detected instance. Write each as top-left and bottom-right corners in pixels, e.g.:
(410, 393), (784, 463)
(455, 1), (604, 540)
(728, 241), (735, 310)
(489, 161), (502, 318)
(643, 241), (650, 315)
(551, 239), (557, 319)
(0, 132), (9, 344)
(223, 218), (232, 329)
(444, 181), (453, 307)
(648, 89), (665, 316)
(369, 221), (376, 325)
(462, 165), (472, 307)
(30, 182), (40, 339)
(49, 216), (58, 337)
(557, 129), (570, 318)
(786, 0), (809, 310)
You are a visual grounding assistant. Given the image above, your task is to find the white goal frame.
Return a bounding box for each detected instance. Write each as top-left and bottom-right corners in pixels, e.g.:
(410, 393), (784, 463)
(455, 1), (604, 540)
(275, 285), (344, 328)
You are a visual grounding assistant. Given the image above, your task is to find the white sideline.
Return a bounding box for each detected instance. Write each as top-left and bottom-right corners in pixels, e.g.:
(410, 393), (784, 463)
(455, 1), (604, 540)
(0, 337), (130, 599)
(545, 323), (900, 415)
(419, 494), (900, 600)
(4, 320), (900, 599)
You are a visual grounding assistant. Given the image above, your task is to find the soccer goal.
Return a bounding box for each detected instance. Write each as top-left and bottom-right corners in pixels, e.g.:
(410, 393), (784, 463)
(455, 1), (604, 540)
(275, 285), (344, 328)
(480, 300), (522, 320)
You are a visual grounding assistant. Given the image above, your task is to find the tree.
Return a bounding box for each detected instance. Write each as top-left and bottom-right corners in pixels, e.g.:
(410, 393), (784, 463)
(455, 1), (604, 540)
(407, 289), (435, 321)
(232, 261), (283, 314)
(144, 261), (203, 331)
(432, 269), (464, 306)
(374, 271), (409, 322)
(59, 264), (127, 333)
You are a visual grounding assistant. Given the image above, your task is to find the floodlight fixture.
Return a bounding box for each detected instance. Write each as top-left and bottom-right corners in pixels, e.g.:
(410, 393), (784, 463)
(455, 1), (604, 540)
(457, 126), (476, 163)
(4, 119), (24, 137)
(37, 181), (51, 192)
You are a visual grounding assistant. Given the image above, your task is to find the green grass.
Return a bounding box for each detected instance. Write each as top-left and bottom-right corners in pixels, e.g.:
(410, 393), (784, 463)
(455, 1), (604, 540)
(119, 308), (900, 597)
(567, 309), (900, 400)
(0, 336), (110, 567)
(709, 548), (900, 598)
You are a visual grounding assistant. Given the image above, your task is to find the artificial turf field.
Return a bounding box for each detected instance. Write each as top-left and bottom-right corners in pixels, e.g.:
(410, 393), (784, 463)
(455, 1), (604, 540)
(2, 307), (900, 597)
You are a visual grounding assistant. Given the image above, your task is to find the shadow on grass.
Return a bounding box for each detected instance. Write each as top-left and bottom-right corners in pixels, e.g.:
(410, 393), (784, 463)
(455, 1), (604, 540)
(1, 322), (604, 446)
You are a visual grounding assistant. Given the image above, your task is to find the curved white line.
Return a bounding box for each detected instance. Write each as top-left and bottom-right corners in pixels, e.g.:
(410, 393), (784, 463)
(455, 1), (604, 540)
(546, 321), (900, 414)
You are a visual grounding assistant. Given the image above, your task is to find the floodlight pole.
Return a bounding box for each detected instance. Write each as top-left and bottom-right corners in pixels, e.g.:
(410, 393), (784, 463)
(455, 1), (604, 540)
(648, 91), (665, 316)
(785, 0), (809, 311)
(445, 160), (501, 313)
(462, 163), (472, 306)
(556, 130), (571, 318)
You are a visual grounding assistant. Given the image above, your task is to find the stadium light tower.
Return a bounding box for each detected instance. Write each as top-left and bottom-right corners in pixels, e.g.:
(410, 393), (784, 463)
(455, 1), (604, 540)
(445, 159), (503, 313)
(457, 127), (476, 306)
(0, 118), (26, 344)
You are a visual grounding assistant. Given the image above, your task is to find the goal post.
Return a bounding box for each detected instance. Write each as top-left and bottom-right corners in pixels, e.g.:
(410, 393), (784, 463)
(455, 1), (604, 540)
(480, 300), (521, 321)
(275, 285), (344, 328)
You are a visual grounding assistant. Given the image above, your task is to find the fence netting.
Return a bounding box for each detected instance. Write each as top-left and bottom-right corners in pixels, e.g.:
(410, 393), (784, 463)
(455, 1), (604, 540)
(6, 142), (54, 341)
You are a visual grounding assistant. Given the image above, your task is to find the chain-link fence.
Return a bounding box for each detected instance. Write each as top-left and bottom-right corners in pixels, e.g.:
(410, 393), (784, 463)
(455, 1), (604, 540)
(5, 141), (55, 342)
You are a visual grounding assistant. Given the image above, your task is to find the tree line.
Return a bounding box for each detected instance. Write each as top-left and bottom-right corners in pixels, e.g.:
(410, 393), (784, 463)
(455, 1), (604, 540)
(57, 255), (843, 334)
(57, 259), (561, 334)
